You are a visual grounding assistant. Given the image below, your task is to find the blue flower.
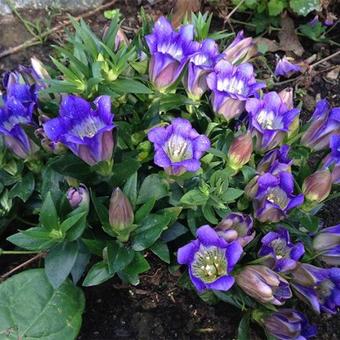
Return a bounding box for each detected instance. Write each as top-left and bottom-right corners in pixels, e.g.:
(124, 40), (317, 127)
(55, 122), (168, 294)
(274, 56), (302, 78)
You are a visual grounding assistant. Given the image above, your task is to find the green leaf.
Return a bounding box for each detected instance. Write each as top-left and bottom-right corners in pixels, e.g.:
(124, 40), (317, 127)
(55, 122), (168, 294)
(161, 222), (187, 242)
(132, 214), (171, 251)
(60, 211), (87, 233)
(123, 172), (138, 207)
(268, 0), (285, 16)
(180, 189), (208, 206)
(119, 252), (150, 285)
(137, 174), (169, 204)
(134, 198), (156, 224)
(110, 79), (152, 94)
(39, 192), (59, 230)
(150, 241), (170, 263)
(82, 238), (107, 257)
(107, 242), (135, 274)
(0, 269), (84, 339)
(222, 188), (244, 202)
(9, 173), (35, 202)
(45, 241), (79, 288)
(82, 261), (114, 286)
(111, 158), (141, 186)
(289, 0), (320, 15)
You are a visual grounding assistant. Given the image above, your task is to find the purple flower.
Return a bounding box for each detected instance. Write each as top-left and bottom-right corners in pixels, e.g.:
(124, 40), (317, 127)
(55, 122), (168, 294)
(67, 184), (89, 209)
(247, 92), (300, 152)
(291, 264), (340, 314)
(0, 71), (38, 158)
(322, 134), (340, 184)
(313, 224), (340, 266)
(236, 265), (292, 305)
(257, 145), (292, 175)
(301, 99), (340, 151)
(147, 118), (210, 175)
(275, 56), (302, 78)
(183, 39), (219, 100)
(177, 225), (243, 292)
(145, 16), (198, 91)
(43, 95), (115, 166)
(222, 30), (256, 64)
(207, 60), (265, 121)
(216, 212), (255, 247)
(258, 228), (305, 272)
(263, 309), (317, 340)
(308, 15), (319, 27)
(253, 172), (304, 223)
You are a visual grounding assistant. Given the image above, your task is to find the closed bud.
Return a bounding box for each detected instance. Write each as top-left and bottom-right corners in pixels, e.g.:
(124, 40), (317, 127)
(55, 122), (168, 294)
(109, 188), (134, 241)
(302, 169), (332, 203)
(236, 265), (292, 305)
(244, 175), (259, 199)
(67, 184), (89, 209)
(228, 132), (253, 171)
(278, 87), (294, 110)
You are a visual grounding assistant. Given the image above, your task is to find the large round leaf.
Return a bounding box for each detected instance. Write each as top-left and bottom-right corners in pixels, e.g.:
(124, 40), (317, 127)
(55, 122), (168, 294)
(0, 269), (85, 339)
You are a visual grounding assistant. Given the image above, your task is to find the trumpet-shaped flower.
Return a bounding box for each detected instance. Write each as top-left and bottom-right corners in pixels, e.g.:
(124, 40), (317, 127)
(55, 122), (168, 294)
(247, 92), (300, 152)
(274, 56), (302, 78)
(207, 60), (264, 120)
(177, 225), (243, 292)
(147, 118), (210, 175)
(43, 95), (115, 166)
(322, 134), (340, 184)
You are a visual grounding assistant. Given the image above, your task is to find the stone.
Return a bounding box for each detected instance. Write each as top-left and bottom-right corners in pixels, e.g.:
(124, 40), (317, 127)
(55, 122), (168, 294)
(0, 0), (104, 15)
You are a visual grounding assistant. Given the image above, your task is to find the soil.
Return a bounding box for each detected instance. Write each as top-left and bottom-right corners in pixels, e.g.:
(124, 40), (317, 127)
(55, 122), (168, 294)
(0, 0), (339, 339)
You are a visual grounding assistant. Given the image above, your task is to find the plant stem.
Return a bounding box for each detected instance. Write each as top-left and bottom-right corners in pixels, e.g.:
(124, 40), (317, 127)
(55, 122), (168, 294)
(310, 49), (340, 69)
(1, 250), (40, 255)
(15, 216), (36, 227)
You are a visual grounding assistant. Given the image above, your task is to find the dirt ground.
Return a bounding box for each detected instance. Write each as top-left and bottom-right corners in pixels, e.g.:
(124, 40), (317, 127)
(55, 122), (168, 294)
(0, 0), (339, 339)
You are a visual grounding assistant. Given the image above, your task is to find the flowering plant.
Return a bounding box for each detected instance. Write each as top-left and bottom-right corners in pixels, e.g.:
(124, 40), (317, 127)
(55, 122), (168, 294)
(0, 10), (339, 340)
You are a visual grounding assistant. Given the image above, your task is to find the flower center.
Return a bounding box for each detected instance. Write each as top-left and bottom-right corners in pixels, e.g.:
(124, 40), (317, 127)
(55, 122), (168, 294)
(217, 76), (247, 95)
(267, 187), (289, 209)
(191, 53), (209, 66)
(256, 109), (284, 130)
(191, 245), (227, 283)
(317, 279), (335, 302)
(71, 116), (105, 139)
(158, 42), (183, 60)
(164, 134), (193, 163)
(3, 115), (30, 131)
(270, 239), (290, 259)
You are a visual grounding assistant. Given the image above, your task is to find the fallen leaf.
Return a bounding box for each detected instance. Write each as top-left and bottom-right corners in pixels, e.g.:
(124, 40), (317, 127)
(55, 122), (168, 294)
(326, 66), (340, 80)
(278, 12), (304, 57)
(172, 0), (201, 28)
(255, 37), (280, 54)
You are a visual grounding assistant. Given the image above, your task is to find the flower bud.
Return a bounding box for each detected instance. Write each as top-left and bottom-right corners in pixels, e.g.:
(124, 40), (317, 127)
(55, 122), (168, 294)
(244, 175), (259, 199)
(109, 188), (134, 241)
(236, 265), (292, 305)
(302, 169), (332, 203)
(228, 132), (253, 171)
(278, 87), (294, 110)
(67, 184), (89, 209)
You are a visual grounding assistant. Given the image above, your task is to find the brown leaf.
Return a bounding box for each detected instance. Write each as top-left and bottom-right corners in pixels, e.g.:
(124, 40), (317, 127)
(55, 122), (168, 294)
(255, 37), (280, 53)
(278, 12), (304, 57)
(172, 0), (201, 28)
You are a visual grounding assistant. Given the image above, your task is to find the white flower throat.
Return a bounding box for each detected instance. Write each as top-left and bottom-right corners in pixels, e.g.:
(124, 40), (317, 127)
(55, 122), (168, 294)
(165, 134), (193, 163)
(72, 116), (105, 139)
(257, 109), (284, 130)
(217, 76), (246, 95)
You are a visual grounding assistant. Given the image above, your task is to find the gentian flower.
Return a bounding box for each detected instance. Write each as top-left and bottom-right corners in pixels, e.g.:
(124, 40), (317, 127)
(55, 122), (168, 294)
(257, 145), (292, 175)
(43, 95), (115, 166)
(274, 56), (302, 78)
(67, 184), (89, 209)
(258, 228), (305, 272)
(263, 309), (317, 340)
(313, 224), (340, 266)
(216, 212), (255, 247)
(183, 39), (219, 101)
(145, 16), (198, 91)
(207, 60), (264, 121)
(0, 71), (38, 158)
(253, 172), (304, 223)
(302, 169), (332, 205)
(222, 30), (256, 64)
(147, 118), (210, 175)
(322, 134), (340, 184)
(227, 132), (253, 171)
(236, 265), (292, 305)
(308, 15), (319, 27)
(246, 91), (300, 152)
(291, 263), (340, 314)
(301, 99), (340, 151)
(177, 225), (243, 292)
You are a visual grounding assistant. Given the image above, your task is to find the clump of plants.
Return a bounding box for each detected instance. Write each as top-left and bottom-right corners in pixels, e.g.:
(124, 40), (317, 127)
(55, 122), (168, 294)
(0, 10), (339, 339)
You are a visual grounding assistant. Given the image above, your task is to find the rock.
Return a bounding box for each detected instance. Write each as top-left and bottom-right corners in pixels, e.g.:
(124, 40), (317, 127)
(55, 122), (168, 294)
(0, 0), (104, 15)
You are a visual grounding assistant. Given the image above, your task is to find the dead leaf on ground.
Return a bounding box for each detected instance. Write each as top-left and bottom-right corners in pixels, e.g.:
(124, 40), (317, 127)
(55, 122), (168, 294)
(255, 37), (281, 53)
(278, 12), (304, 57)
(172, 0), (201, 28)
(326, 66), (340, 81)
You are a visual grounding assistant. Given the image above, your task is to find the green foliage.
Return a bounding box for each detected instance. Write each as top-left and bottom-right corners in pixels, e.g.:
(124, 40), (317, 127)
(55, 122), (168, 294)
(0, 269), (84, 339)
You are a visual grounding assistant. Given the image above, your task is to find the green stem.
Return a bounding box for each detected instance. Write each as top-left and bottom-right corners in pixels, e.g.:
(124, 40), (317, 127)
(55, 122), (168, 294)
(1, 250), (40, 255)
(15, 216), (36, 227)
